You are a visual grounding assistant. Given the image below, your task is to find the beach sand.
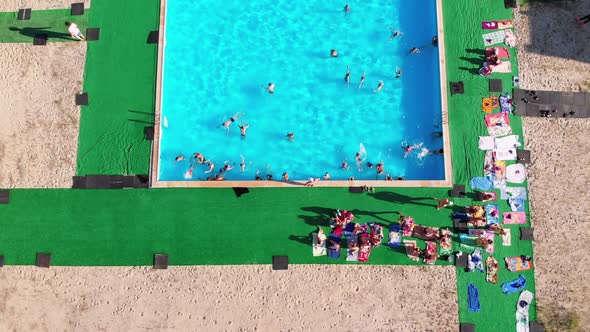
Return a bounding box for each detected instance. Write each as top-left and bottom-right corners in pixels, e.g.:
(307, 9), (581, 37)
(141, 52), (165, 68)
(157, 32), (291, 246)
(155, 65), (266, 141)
(0, 265), (458, 331)
(515, 1), (590, 329)
(0, 0), (90, 12)
(0, 42), (85, 188)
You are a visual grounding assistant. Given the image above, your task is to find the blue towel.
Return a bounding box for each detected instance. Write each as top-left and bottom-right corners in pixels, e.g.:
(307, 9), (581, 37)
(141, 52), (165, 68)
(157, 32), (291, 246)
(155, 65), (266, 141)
(468, 283), (481, 312)
(509, 198), (525, 212)
(500, 93), (512, 113)
(485, 204), (500, 225)
(388, 224), (402, 248)
(327, 236), (341, 259)
(471, 177), (493, 191)
(501, 274), (526, 294)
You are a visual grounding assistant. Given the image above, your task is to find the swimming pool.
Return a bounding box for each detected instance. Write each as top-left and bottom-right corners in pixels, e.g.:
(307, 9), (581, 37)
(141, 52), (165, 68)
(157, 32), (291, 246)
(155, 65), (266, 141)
(153, 0), (450, 186)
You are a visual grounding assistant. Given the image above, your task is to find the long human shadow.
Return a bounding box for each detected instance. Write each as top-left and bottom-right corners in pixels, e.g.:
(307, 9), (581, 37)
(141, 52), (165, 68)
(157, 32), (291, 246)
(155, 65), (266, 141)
(9, 27), (72, 41)
(349, 209), (392, 223)
(368, 192), (436, 208)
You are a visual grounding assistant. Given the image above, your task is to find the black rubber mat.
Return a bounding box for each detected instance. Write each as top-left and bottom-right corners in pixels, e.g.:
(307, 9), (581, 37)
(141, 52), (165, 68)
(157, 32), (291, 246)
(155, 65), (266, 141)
(0, 255), (4, 267)
(520, 227), (534, 241)
(33, 33), (47, 46)
(71, 2), (84, 15)
(489, 79), (502, 92)
(272, 256), (288, 270)
(0, 190), (9, 204)
(233, 187), (250, 198)
(516, 150), (531, 164)
(36, 253), (51, 268)
(349, 186), (363, 193)
(144, 126), (154, 141)
(153, 254), (168, 269)
(86, 28), (100, 41)
(147, 31), (159, 44)
(460, 323), (475, 332)
(17, 8), (31, 20)
(450, 81), (464, 95)
(75, 93), (88, 105)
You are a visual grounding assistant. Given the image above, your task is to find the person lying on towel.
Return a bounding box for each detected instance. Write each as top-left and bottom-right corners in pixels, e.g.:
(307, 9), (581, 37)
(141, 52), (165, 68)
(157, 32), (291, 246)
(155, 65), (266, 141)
(328, 238), (341, 251)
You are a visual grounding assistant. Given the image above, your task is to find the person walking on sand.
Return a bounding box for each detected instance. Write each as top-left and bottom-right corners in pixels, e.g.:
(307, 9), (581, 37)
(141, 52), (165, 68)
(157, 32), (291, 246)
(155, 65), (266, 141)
(66, 22), (85, 40)
(577, 14), (590, 26)
(344, 66), (350, 88)
(432, 197), (454, 210)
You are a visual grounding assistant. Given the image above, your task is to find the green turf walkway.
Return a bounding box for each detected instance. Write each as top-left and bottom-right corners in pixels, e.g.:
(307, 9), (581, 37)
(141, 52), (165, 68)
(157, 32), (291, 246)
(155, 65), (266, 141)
(443, 0), (537, 330)
(0, 9), (89, 43)
(75, 0), (159, 175)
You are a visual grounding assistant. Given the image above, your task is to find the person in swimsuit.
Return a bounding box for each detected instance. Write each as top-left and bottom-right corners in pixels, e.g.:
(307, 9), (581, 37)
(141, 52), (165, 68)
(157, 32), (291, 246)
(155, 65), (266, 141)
(286, 133), (295, 141)
(376, 162), (384, 175)
(193, 152), (205, 164)
(282, 172), (289, 182)
(344, 65), (350, 88)
(174, 155), (184, 163)
(395, 67), (402, 78)
(330, 49), (338, 58)
(388, 27), (402, 40)
(204, 160), (215, 173)
(343, 4), (350, 14)
(374, 80), (384, 93)
(238, 121), (249, 137)
(358, 70), (366, 89)
(255, 170), (262, 181)
(402, 142), (423, 157)
(239, 154), (246, 173)
(409, 47), (420, 54)
(323, 172), (331, 180)
(220, 112), (243, 135)
(341, 161), (350, 170)
(432, 36), (438, 47)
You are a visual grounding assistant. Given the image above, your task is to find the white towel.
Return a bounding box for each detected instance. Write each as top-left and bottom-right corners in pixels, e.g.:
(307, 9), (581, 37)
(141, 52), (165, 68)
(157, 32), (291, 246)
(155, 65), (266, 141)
(502, 229), (511, 246)
(488, 125), (512, 137)
(479, 136), (495, 150)
(495, 149), (517, 161)
(495, 135), (521, 149)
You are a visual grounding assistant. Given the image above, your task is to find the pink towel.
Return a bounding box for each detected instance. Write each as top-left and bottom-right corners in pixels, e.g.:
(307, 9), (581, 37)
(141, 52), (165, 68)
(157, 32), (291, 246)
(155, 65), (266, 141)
(486, 47), (510, 58)
(482, 21), (498, 30)
(485, 113), (510, 128)
(503, 212), (527, 224)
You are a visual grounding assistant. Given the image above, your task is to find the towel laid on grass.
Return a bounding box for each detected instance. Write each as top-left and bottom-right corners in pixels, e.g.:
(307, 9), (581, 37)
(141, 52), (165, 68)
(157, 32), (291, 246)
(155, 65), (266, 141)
(502, 274), (526, 295)
(502, 228), (512, 246)
(479, 136), (495, 150)
(483, 30), (507, 46)
(495, 135), (521, 149)
(404, 240), (420, 262)
(495, 148), (517, 161)
(509, 198), (525, 212)
(486, 47), (510, 58)
(471, 176), (494, 191)
(503, 212), (527, 224)
(468, 283), (481, 312)
(485, 204), (500, 224)
(492, 61), (512, 73)
(500, 93), (513, 113)
(500, 186), (527, 200)
(485, 112), (512, 136)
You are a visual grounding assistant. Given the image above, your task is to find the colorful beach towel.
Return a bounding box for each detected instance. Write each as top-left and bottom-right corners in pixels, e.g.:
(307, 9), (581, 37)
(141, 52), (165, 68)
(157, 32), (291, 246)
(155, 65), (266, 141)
(505, 256), (533, 272)
(495, 135), (521, 149)
(498, 20), (513, 29)
(516, 291), (534, 332)
(439, 229), (453, 256)
(495, 149), (517, 161)
(482, 21), (499, 30)
(468, 248), (485, 273)
(503, 212), (527, 224)
(312, 233), (327, 257)
(500, 186), (527, 200)
(502, 274), (526, 294)
(486, 47), (510, 58)
(403, 240), (420, 262)
(491, 95), (499, 109)
(485, 113), (512, 136)
(471, 176), (494, 191)
(388, 224), (402, 248)
(500, 93), (512, 113)
(482, 30), (507, 46)
(401, 217), (415, 236)
(485, 204), (500, 225)
(509, 198), (525, 212)
(479, 136), (495, 150)
(346, 236), (359, 262)
(482, 97), (493, 113)
(424, 241), (438, 265)
(502, 228), (512, 246)
(327, 236), (342, 259)
(358, 245), (371, 262)
(486, 256), (499, 284)
(468, 283), (481, 312)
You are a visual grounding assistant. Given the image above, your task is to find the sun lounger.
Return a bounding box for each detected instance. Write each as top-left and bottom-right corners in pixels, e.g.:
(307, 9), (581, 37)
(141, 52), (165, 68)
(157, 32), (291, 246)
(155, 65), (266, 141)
(502, 274), (526, 294)
(486, 256), (499, 284)
(505, 256), (533, 272)
(503, 211), (527, 224)
(346, 236), (359, 262)
(423, 241), (438, 265)
(403, 240), (420, 262)
(388, 224), (402, 248)
(516, 291), (534, 332)
(413, 225), (440, 240)
(327, 236), (342, 259)
(468, 283), (481, 312)
(312, 233), (327, 257)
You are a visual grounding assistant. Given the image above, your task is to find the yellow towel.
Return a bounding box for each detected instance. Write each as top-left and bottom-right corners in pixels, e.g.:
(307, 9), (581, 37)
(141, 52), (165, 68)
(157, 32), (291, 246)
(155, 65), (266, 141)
(482, 98), (493, 113)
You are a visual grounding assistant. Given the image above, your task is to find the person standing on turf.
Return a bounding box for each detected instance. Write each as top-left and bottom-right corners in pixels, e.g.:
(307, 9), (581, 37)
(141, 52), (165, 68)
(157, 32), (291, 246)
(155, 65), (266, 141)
(65, 21), (85, 40)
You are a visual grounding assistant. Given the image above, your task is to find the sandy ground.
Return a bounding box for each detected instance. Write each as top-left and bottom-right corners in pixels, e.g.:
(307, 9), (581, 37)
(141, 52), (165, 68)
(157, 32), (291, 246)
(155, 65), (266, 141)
(0, 42), (85, 188)
(0, 265), (458, 332)
(0, 0), (90, 12)
(515, 1), (590, 330)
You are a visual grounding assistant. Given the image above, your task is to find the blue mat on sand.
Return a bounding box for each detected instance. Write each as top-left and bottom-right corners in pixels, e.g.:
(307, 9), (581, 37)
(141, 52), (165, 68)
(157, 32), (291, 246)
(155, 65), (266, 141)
(468, 283), (481, 312)
(327, 236), (341, 259)
(471, 177), (493, 191)
(502, 274), (526, 294)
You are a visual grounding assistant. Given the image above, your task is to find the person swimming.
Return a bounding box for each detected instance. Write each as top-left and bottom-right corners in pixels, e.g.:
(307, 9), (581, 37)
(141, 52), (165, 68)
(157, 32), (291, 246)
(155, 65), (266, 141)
(238, 121), (249, 137)
(266, 83), (275, 94)
(255, 170), (262, 181)
(220, 163), (234, 173)
(344, 4), (350, 14)
(344, 65), (350, 88)
(330, 49), (338, 58)
(282, 172), (289, 182)
(184, 164), (194, 179)
(204, 160), (215, 173)
(409, 47), (420, 54)
(219, 112), (243, 135)
(323, 172), (331, 180)
(417, 147), (430, 159)
(432, 36), (438, 47)
(358, 70), (366, 89)
(193, 152), (205, 164)
(341, 161), (350, 170)
(402, 142), (423, 158)
(286, 133), (295, 141)
(388, 27), (402, 40)
(374, 80), (384, 93)
(174, 155), (184, 163)
(376, 162), (384, 175)
(395, 67), (402, 78)
(239, 154), (246, 173)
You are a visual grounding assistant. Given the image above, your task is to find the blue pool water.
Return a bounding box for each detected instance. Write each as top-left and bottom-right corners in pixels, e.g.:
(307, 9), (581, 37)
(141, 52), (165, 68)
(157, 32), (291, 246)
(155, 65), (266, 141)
(159, 0), (444, 181)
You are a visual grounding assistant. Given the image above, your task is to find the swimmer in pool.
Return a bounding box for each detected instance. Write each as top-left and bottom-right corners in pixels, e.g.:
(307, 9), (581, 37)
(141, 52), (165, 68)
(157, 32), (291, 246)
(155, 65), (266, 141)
(344, 4), (350, 14)
(388, 27), (402, 40)
(204, 160), (215, 173)
(255, 170), (262, 181)
(344, 65), (350, 88)
(239, 121), (249, 137)
(265, 83), (275, 94)
(417, 147), (430, 159)
(359, 70), (366, 89)
(174, 155), (184, 163)
(286, 133), (295, 141)
(239, 154), (246, 173)
(402, 142), (423, 158)
(323, 172), (331, 180)
(193, 152), (205, 164)
(341, 161), (350, 170)
(374, 80), (384, 93)
(219, 112), (243, 135)
(184, 164), (194, 179)
(376, 162), (384, 175)
(220, 163), (234, 173)
(395, 67), (402, 78)
(409, 47), (421, 54)
(282, 172), (289, 182)
(331, 49), (338, 58)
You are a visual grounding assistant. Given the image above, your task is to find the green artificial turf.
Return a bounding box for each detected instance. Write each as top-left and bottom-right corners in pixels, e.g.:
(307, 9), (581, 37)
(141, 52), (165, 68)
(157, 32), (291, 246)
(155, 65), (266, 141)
(75, 0), (159, 175)
(0, 0), (537, 330)
(0, 9), (89, 43)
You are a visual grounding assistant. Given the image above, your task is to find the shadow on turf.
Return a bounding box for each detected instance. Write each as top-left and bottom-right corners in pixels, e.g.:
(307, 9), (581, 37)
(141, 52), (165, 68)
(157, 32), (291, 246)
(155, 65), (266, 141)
(368, 192), (436, 208)
(9, 26), (71, 41)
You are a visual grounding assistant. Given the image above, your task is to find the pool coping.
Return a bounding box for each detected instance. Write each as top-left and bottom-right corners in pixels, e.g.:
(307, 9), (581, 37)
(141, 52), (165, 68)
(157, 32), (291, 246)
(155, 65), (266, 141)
(150, 0), (453, 188)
